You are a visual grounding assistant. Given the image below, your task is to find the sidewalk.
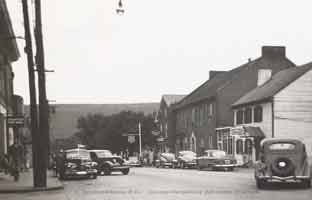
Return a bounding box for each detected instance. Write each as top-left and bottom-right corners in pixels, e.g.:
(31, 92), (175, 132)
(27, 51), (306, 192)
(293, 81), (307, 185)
(0, 170), (64, 193)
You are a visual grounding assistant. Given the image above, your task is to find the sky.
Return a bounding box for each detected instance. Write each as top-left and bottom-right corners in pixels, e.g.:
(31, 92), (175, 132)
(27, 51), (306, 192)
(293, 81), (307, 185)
(6, 0), (312, 104)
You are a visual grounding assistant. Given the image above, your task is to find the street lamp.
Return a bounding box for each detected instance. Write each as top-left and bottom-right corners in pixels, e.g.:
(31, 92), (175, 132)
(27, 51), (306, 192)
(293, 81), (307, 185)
(116, 0), (125, 15)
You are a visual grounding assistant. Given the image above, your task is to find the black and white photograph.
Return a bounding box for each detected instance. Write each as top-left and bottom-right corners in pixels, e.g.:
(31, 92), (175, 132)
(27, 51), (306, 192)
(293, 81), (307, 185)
(0, 0), (312, 199)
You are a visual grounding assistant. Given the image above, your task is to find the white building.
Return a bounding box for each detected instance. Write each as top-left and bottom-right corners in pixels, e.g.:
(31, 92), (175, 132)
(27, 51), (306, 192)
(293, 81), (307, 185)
(232, 62), (312, 158)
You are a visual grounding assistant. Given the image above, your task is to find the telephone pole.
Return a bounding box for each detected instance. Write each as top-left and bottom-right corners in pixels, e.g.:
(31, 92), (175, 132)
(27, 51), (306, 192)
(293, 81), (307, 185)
(34, 0), (49, 187)
(21, 0), (41, 187)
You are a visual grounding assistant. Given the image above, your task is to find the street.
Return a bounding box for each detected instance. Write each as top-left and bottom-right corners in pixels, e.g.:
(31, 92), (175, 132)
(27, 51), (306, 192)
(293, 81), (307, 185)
(1, 167), (312, 200)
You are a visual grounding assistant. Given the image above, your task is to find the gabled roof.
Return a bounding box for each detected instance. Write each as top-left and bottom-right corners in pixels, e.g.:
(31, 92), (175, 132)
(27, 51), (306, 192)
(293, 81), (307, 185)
(232, 62), (312, 107)
(161, 94), (186, 106)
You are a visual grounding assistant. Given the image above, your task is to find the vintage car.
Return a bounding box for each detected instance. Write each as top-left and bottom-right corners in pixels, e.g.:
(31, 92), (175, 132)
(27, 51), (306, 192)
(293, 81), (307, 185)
(155, 153), (178, 168)
(254, 138), (311, 189)
(177, 151), (197, 169)
(197, 149), (237, 171)
(124, 156), (142, 167)
(57, 148), (98, 180)
(89, 149), (130, 175)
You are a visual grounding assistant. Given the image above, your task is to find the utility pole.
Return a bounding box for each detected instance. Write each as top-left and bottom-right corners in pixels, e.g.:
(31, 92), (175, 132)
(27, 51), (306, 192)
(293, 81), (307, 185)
(34, 0), (49, 187)
(21, 0), (41, 187)
(138, 122), (142, 158)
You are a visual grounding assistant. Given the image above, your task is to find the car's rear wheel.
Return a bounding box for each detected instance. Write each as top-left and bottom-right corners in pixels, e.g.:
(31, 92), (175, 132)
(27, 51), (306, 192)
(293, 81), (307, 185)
(121, 168), (129, 175)
(103, 166), (111, 175)
(256, 178), (265, 189)
(302, 179), (311, 188)
(90, 174), (97, 179)
(180, 162), (185, 169)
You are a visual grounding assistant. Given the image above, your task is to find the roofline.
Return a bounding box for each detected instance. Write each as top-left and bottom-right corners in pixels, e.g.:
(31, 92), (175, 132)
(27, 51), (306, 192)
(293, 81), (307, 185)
(0, 0), (20, 61)
(231, 97), (273, 109)
(231, 64), (312, 108)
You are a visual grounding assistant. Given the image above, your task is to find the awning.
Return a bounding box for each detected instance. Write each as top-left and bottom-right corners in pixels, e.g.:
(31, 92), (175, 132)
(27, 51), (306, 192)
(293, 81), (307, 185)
(243, 126), (265, 138)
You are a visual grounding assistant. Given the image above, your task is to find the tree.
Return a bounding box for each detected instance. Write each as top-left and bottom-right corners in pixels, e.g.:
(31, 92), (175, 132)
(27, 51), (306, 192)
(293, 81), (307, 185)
(75, 111), (157, 153)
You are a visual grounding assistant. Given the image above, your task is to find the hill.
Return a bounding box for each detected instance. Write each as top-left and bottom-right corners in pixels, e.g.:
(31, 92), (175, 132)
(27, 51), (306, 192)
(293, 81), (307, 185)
(25, 103), (159, 139)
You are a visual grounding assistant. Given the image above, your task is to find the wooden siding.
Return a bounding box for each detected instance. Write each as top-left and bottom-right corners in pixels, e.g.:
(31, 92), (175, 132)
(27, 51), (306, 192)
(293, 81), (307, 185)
(233, 102), (273, 137)
(274, 69), (312, 156)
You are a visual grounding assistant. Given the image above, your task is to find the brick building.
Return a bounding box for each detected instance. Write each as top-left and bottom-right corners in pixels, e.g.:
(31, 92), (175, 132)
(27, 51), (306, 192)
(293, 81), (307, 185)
(173, 46), (295, 155)
(157, 95), (185, 153)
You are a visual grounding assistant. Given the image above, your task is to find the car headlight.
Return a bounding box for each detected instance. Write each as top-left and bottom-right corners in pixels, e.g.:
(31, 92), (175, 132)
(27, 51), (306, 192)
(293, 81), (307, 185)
(66, 162), (77, 169)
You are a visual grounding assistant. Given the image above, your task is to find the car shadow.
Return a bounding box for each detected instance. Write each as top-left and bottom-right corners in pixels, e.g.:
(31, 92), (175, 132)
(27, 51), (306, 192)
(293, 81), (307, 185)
(259, 182), (310, 190)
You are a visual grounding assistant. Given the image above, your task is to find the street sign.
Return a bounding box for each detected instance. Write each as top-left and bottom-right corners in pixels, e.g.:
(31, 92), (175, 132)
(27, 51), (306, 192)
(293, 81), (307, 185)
(151, 130), (160, 136)
(128, 135), (135, 143)
(7, 116), (25, 126)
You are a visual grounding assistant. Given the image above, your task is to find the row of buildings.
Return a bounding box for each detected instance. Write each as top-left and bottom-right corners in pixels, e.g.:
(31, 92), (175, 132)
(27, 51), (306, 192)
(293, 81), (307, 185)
(157, 46), (312, 165)
(0, 0), (26, 165)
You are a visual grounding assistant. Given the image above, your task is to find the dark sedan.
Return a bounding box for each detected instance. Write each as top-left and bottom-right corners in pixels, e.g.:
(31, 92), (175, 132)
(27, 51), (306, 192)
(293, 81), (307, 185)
(89, 149), (130, 175)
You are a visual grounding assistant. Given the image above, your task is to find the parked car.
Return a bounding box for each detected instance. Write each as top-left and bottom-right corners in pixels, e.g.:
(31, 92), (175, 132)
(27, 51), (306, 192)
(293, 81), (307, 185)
(124, 156), (142, 167)
(155, 153), (178, 168)
(197, 149), (237, 171)
(89, 149), (130, 175)
(57, 148), (98, 180)
(177, 151), (197, 169)
(254, 138), (311, 189)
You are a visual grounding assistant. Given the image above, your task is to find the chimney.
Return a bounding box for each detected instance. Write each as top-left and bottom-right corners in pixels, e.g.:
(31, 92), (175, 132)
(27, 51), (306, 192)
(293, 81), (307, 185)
(209, 70), (226, 80)
(262, 46), (285, 58)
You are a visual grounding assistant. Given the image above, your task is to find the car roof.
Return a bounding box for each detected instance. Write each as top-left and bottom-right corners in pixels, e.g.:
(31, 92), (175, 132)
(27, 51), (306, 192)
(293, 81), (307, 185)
(65, 148), (88, 152)
(88, 149), (111, 152)
(179, 151), (196, 154)
(204, 149), (225, 153)
(260, 138), (304, 146)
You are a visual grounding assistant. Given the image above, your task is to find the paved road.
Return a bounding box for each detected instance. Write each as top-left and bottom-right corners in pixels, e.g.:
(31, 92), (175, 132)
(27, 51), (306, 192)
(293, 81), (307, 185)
(1, 167), (312, 200)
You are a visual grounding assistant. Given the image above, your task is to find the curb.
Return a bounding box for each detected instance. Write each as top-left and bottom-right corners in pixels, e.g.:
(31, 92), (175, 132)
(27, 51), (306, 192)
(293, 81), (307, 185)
(0, 184), (64, 194)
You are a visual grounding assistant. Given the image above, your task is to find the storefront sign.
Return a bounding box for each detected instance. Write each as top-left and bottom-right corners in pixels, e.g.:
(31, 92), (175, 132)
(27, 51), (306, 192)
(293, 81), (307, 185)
(7, 116), (24, 126)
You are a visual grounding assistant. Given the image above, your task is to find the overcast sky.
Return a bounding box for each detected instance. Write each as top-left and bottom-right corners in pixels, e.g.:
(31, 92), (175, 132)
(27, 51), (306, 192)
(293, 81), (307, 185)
(6, 0), (312, 104)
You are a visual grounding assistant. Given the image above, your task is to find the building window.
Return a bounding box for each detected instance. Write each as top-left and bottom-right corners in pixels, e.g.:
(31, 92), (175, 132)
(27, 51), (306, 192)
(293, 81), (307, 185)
(244, 107), (252, 124)
(245, 139), (253, 154)
(208, 135), (213, 149)
(236, 139), (243, 154)
(209, 103), (213, 115)
(236, 110), (244, 125)
(228, 136), (233, 155)
(254, 106), (263, 122)
(165, 123), (168, 138)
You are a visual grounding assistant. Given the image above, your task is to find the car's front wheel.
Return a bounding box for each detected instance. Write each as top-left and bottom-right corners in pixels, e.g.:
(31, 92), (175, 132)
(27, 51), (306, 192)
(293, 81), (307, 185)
(121, 168), (130, 175)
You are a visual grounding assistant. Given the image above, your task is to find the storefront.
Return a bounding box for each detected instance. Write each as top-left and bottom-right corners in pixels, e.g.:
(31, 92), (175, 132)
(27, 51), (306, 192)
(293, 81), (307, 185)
(216, 126), (265, 167)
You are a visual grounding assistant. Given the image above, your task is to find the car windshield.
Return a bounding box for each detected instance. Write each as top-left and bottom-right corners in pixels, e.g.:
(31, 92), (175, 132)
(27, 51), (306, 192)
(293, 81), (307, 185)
(66, 150), (90, 160)
(94, 150), (113, 158)
(269, 143), (296, 150)
(161, 153), (175, 160)
(205, 150), (226, 158)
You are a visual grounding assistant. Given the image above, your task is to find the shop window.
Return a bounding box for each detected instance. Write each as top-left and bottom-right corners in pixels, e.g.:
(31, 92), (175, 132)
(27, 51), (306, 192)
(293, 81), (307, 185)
(236, 110), (244, 125)
(228, 137), (233, 155)
(245, 139), (253, 154)
(254, 106), (263, 122)
(244, 107), (252, 124)
(236, 139), (243, 154)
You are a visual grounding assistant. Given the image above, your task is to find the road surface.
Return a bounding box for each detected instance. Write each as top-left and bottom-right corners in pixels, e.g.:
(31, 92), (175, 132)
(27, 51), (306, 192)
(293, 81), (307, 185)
(1, 167), (311, 200)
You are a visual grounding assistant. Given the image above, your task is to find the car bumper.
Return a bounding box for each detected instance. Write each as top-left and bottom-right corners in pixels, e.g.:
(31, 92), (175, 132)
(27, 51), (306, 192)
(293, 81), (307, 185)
(213, 164), (236, 168)
(111, 166), (130, 171)
(65, 169), (97, 177)
(257, 175), (311, 182)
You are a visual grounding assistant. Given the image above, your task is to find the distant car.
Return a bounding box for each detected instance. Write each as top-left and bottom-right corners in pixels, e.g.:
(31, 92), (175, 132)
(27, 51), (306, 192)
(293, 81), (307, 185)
(57, 148), (98, 180)
(177, 151), (197, 169)
(197, 150), (237, 171)
(125, 156), (142, 167)
(254, 138), (311, 189)
(155, 153), (178, 168)
(89, 149), (130, 175)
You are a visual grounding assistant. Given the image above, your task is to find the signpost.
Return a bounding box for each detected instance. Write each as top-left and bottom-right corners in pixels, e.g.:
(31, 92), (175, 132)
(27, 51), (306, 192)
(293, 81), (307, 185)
(122, 122), (142, 158)
(7, 116), (25, 126)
